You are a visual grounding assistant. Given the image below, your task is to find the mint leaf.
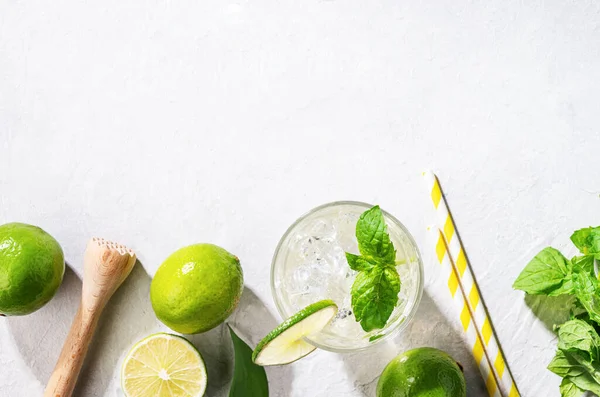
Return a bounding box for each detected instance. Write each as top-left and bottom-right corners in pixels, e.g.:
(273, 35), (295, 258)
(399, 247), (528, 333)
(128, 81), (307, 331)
(548, 274), (575, 297)
(549, 348), (600, 396)
(346, 205), (402, 332)
(571, 227), (594, 252)
(571, 255), (595, 275)
(356, 206), (396, 264)
(548, 256), (595, 297)
(558, 320), (600, 361)
(548, 350), (586, 378)
(569, 372), (600, 395)
(351, 265), (400, 331)
(513, 247), (571, 295)
(571, 227), (600, 255)
(559, 378), (585, 397)
(345, 253), (375, 272)
(573, 271), (600, 325)
(572, 352), (600, 385)
(229, 326), (269, 397)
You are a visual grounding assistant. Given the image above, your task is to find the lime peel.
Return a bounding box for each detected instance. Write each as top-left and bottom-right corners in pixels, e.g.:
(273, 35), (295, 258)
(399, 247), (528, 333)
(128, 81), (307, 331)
(0, 222), (64, 316)
(252, 300), (337, 366)
(150, 243), (243, 334)
(376, 347), (466, 397)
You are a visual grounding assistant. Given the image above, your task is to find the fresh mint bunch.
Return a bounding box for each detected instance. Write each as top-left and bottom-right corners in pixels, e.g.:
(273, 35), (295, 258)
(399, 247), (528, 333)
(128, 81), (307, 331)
(514, 226), (600, 396)
(345, 206), (401, 332)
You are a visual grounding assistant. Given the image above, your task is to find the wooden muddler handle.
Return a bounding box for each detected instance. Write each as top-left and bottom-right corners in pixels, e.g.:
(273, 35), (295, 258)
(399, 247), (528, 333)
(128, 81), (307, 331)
(44, 238), (136, 397)
(44, 304), (100, 397)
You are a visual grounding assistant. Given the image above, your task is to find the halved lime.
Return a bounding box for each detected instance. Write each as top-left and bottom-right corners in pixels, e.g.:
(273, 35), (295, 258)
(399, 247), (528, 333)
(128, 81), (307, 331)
(121, 333), (207, 397)
(252, 300), (337, 366)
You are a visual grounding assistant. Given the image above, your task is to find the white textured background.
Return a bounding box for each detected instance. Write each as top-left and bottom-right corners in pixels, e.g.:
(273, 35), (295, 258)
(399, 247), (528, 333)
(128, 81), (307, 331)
(1, 1), (600, 396)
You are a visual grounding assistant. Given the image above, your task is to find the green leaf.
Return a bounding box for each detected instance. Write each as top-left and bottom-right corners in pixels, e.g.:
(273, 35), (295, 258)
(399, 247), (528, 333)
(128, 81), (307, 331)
(355, 206), (396, 264)
(550, 348), (600, 395)
(548, 256), (595, 297)
(351, 266), (400, 331)
(559, 377), (585, 397)
(568, 371), (600, 395)
(229, 326), (269, 397)
(573, 271), (600, 325)
(558, 320), (600, 361)
(345, 253), (375, 272)
(513, 247), (571, 295)
(346, 205), (402, 332)
(571, 255), (595, 275)
(548, 349), (586, 378)
(571, 309), (592, 325)
(571, 227), (593, 253)
(548, 273), (575, 297)
(571, 227), (600, 255)
(569, 349), (600, 384)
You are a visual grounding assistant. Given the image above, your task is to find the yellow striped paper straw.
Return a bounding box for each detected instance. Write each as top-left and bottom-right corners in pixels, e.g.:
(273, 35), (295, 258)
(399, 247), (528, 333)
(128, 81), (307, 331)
(433, 229), (501, 397)
(423, 171), (519, 397)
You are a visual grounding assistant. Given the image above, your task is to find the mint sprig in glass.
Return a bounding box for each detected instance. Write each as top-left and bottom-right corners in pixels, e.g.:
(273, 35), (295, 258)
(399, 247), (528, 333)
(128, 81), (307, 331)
(271, 201), (424, 352)
(345, 205), (402, 332)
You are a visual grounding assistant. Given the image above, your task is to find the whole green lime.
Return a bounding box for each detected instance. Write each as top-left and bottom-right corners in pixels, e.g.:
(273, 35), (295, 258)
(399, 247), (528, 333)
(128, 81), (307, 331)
(0, 223), (65, 316)
(150, 243), (244, 334)
(377, 347), (466, 397)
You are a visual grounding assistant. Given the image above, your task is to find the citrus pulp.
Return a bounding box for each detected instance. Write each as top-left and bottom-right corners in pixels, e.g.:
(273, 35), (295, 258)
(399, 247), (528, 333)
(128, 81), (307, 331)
(121, 333), (207, 397)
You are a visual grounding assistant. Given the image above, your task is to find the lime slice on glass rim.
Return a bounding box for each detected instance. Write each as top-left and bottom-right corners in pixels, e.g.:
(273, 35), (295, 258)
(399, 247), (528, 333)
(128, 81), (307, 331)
(252, 300), (338, 366)
(121, 333), (207, 397)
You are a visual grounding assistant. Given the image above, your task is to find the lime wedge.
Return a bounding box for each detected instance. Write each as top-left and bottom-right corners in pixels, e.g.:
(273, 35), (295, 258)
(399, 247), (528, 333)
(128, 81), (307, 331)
(121, 333), (207, 397)
(252, 300), (337, 366)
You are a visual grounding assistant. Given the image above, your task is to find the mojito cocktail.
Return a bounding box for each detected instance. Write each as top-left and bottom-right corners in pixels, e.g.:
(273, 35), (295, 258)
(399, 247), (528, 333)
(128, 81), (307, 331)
(271, 201), (423, 352)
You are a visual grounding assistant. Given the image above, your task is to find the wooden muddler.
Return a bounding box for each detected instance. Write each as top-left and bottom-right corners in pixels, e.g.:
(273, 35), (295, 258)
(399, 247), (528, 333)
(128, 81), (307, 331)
(44, 238), (136, 397)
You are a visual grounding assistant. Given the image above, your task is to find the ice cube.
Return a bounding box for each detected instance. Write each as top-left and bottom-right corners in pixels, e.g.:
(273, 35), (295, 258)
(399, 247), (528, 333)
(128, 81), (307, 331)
(290, 279), (328, 309)
(340, 289), (353, 310)
(289, 287), (315, 309)
(285, 265), (313, 297)
(342, 268), (357, 290)
(308, 262), (331, 276)
(292, 265), (311, 284)
(338, 211), (360, 227)
(297, 263), (330, 289)
(326, 246), (350, 276)
(286, 279), (309, 297)
(298, 237), (325, 262)
(310, 219), (336, 242)
(337, 234), (359, 253)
